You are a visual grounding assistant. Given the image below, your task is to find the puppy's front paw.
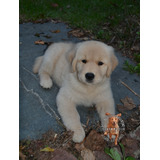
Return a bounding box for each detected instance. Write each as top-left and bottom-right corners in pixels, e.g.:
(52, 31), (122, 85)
(40, 78), (53, 89)
(72, 128), (85, 143)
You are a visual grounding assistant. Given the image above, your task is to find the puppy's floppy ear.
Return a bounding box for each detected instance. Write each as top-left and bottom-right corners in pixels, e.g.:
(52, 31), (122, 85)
(66, 47), (77, 72)
(72, 58), (77, 72)
(116, 113), (121, 117)
(70, 42), (82, 72)
(67, 48), (76, 64)
(105, 112), (111, 116)
(106, 46), (118, 77)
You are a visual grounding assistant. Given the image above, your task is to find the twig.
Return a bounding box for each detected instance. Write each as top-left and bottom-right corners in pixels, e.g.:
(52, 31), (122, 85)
(86, 118), (90, 127)
(109, 36), (116, 44)
(120, 80), (140, 98)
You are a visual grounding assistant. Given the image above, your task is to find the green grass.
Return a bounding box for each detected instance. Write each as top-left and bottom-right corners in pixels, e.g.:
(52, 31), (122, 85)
(20, 0), (139, 29)
(123, 51), (140, 75)
(20, 0), (140, 74)
(123, 60), (140, 75)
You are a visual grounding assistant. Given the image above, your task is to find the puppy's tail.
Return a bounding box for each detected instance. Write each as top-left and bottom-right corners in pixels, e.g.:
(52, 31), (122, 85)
(32, 56), (43, 73)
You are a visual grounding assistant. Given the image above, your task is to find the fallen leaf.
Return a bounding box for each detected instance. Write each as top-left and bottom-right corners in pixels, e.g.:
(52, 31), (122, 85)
(51, 3), (59, 8)
(50, 30), (60, 33)
(34, 40), (45, 45)
(68, 29), (92, 40)
(68, 29), (85, 38)
(117, 104), (125, 114)
(40, 147), (54, 152)
(121, 97), (136, 109)
(34, 40), (53, 46)
(117, 97), (136, 113)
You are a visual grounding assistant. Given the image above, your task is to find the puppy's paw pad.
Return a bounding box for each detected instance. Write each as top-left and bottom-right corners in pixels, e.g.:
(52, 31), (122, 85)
(72, 129), (85, 143)
(40, 78), (53, 89)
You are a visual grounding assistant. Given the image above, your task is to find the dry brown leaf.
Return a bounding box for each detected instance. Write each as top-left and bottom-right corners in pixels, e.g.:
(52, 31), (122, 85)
(68, 29), (93, 40)
(68, 29), (84, 37)
(117, 97), (136, 113)
(34, 40), (53, 46)
(117, 104), (127, 114)
(34, 40), (45, 45)
(121, 97), (136, 109)
(51, 30), (60, 33)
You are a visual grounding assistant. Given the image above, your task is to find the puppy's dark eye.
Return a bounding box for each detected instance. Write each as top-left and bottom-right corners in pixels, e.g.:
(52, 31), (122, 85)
(98, 61), (104, 66)
(82, 59), (87, 64)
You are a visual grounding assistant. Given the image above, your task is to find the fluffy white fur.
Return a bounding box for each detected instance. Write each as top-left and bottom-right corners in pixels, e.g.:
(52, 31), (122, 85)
(33, 40), (118, 143)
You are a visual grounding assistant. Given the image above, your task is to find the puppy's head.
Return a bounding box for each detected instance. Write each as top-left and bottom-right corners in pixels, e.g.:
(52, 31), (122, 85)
(106, 113), (121, 126)
(72, 41), (118, 85)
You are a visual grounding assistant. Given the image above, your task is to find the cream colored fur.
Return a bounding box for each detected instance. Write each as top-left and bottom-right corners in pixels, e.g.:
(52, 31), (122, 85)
(33, 40), (118, 143)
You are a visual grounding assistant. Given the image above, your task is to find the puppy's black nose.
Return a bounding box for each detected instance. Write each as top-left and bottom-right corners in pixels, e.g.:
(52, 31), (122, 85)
(85, 72), (95, 81)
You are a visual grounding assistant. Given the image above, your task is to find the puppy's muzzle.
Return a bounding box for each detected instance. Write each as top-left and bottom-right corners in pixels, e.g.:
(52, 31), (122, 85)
(85, 72), (95, 82)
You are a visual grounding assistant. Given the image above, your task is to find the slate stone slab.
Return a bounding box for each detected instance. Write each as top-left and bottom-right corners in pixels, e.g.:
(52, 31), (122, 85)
(19, 22), (140, 140)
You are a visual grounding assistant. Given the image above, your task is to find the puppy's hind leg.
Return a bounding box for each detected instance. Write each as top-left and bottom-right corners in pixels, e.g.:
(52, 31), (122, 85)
(32, 55), (53, 88)
(33, 56), (43, 74)
(38, 58), (54, 89)
(39, 71), (53, 89)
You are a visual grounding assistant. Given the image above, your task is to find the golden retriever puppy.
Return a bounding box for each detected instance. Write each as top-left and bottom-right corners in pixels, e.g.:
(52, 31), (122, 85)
(33, 41), (118, 143)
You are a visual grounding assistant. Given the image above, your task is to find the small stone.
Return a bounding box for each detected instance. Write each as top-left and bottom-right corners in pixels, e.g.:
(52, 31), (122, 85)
(37, 149), (77, 160)
(51, 149), (77, 160)
(75, 143), (85, 152)
(84, 130), (106, 151)
(93, 151), (112, 160)
(120, 136), (139, 158)
(81, 148), (95, 160)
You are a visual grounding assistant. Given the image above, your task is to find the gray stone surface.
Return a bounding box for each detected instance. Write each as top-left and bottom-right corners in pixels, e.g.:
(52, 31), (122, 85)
(19, 22), (140, 140)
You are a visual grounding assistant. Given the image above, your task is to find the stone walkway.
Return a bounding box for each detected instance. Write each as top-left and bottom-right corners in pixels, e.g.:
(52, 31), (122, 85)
(19, 22), (140, 140)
